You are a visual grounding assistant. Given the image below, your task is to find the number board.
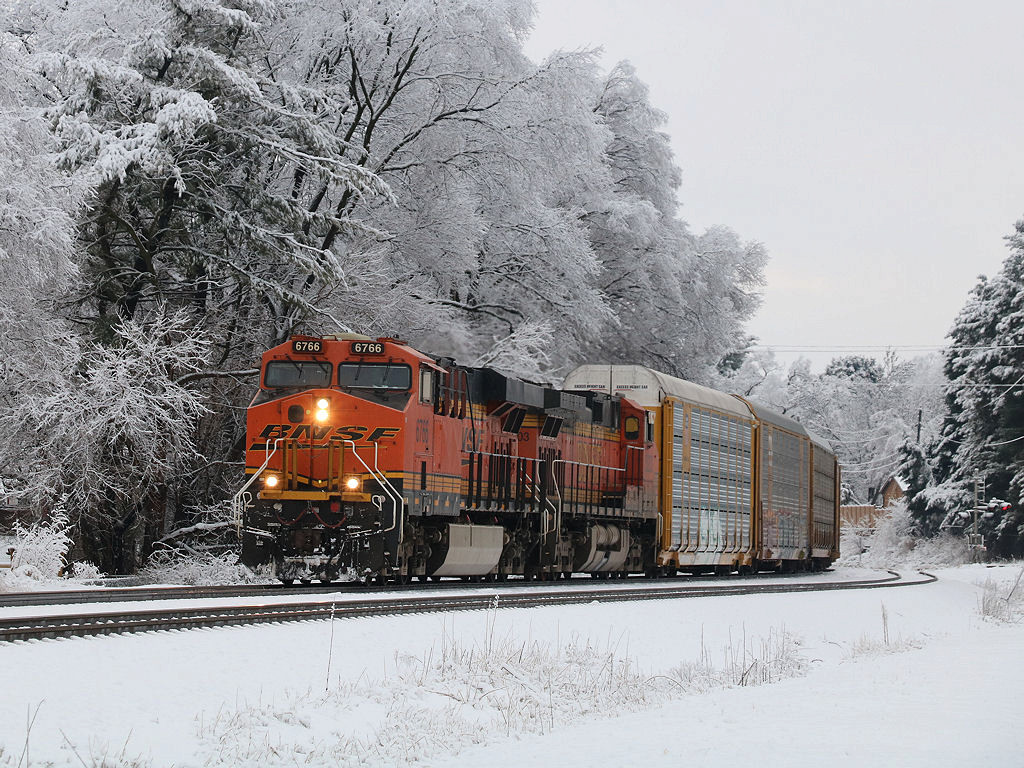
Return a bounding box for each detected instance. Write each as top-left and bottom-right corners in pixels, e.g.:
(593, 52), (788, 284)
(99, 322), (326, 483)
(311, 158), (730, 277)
(292, 339), (323, 354)
(351, 341), (385, 355)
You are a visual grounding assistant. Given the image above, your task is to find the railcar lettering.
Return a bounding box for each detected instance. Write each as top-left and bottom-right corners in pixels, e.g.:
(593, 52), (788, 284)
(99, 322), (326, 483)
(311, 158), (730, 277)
(289, 424), (334, 441)
(292, 339), (323, 353)
(334, 426), (369, 441)
(351, 342), (384, 355)
(249, 423), (401, 449)
(258, 424), (292, 440)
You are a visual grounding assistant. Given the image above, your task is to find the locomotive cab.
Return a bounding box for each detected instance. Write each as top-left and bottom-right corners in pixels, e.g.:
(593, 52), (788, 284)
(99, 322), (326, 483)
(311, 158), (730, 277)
(238, 334), (432, 583)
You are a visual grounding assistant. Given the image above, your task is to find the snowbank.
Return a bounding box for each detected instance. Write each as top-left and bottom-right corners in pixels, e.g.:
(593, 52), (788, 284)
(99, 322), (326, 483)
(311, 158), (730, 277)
(1, 564), (1021, 766)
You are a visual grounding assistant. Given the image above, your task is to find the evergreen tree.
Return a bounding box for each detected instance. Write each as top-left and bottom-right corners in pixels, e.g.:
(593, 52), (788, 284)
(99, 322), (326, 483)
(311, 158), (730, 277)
(906, 217), (1024, 553)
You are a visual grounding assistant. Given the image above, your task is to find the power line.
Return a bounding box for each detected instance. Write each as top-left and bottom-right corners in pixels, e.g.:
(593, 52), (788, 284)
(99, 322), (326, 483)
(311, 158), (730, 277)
(840, 452), (905, 469)
(750, 343), (1024, 353)
(841, 463), (901, 476)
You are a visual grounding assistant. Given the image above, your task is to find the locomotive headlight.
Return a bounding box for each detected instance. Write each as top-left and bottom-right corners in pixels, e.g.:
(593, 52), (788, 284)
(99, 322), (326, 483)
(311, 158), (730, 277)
(264, 474), (280, 488)
(344, 476), (360, 491)
(314, 408), (330, 422)
(316, 397), (330, 410)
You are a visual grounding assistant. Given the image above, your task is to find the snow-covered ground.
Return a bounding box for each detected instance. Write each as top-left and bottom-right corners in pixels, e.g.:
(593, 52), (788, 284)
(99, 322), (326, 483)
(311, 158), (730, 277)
(0, 564), (1021, 767)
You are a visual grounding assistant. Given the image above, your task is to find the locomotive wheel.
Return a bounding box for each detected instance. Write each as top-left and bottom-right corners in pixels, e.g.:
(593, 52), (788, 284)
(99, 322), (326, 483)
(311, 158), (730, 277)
(281, 578), (295, 586)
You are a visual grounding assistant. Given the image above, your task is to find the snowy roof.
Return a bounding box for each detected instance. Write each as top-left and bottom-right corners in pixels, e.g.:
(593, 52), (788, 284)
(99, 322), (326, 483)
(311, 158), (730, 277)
(562, 364), (753, 419)
(883, 475), (909, 492)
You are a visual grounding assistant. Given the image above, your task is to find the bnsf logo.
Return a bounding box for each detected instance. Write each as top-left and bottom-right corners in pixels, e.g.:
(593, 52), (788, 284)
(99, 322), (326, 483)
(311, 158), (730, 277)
(250, 424), (401, 450)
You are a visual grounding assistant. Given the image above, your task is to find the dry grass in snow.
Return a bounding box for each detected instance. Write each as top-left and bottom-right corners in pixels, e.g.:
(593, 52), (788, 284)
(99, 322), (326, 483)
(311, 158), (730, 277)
(977, 568), (1024, 623)
(199, 612), (808, 767)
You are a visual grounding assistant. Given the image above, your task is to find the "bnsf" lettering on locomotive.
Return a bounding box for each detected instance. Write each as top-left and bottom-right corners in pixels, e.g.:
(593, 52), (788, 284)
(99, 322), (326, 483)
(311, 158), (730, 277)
(251, 424), (401, 449)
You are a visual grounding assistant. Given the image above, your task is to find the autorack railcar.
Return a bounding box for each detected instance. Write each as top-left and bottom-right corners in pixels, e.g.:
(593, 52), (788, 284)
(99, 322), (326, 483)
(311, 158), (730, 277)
(234, 335), (839, 583)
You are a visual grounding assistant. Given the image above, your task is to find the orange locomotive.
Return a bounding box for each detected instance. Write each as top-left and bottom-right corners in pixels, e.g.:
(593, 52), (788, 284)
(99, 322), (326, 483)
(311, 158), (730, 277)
(235, 334), (658, 583)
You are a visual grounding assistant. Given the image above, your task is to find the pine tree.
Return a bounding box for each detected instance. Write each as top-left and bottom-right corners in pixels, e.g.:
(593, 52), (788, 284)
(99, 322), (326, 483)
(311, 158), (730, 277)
(906, 217), (1024, 553)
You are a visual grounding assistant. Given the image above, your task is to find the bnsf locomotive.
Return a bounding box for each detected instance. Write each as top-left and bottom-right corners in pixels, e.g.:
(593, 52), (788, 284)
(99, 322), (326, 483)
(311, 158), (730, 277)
(234, 335), (839, 583)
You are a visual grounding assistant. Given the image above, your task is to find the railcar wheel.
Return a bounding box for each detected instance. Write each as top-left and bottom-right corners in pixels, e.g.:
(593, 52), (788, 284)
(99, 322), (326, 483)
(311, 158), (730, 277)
(281, 578), (295, 586)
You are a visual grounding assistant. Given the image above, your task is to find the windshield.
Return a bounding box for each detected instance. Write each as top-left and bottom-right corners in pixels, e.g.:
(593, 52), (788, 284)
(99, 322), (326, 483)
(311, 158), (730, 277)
(338, 362), (411, 390)
(264, 361), (332, 388)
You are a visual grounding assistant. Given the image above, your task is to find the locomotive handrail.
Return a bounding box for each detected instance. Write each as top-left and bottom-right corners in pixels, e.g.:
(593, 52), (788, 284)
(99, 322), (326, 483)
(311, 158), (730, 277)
(231, 438), (283, 533)
(624, 445), (645, 484)
(344, 440), (404, 559)
(551, 457), (631, 536)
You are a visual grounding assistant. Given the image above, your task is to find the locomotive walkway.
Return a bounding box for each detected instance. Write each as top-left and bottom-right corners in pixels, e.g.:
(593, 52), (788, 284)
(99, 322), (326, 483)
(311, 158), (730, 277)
(0, 571), (936, 643)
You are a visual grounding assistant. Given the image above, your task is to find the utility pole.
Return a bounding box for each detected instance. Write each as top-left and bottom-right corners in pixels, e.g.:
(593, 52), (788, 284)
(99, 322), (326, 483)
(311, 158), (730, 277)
(916, 409), (922, 444)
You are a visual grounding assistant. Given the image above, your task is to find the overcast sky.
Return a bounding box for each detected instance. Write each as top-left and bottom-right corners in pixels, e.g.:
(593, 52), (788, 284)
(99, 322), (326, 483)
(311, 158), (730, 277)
(525, 0), (1024, 369)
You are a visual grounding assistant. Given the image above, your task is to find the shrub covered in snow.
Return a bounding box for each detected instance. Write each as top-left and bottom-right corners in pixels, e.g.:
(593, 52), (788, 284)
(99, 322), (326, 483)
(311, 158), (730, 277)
(837, 501), (970, 569)
(139, 547), (267, 586)
(0, 508), (103, 591)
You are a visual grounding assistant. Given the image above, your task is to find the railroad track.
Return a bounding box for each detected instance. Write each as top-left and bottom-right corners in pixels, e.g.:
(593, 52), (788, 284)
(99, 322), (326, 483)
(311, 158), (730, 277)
(0, 581), (349, 608)
(0, 569), (867, 608)
(0, 570), (935, 643)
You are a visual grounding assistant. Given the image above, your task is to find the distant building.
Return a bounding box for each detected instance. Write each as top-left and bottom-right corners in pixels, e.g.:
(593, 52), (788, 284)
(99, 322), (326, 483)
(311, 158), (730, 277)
(840, 504), (886, 529)
(879, 475), (908, 508)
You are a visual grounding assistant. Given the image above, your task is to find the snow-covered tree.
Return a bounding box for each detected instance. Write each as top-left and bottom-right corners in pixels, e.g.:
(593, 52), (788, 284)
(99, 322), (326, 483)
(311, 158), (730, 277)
(30, 0), (387, 340)
(2, 312), (210, 572)
(715, 349), (946, 504)
(4, 0), (773, 571)
(0, 14), (84, 518)
(906, 218), (1024, 554)
(573, 62), (766, 381)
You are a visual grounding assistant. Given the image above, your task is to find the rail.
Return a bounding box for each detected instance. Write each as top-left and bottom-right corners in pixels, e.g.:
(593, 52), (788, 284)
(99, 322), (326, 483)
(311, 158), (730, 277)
(0, 570), (937, 643)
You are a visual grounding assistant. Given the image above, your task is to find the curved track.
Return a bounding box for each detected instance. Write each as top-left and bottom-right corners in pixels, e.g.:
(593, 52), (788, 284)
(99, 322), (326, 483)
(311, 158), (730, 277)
(0, 570), (936, 643)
